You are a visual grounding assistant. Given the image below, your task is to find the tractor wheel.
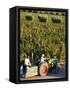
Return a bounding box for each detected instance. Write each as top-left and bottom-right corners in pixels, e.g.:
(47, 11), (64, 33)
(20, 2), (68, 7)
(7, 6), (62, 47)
(38, 62), (49, 76)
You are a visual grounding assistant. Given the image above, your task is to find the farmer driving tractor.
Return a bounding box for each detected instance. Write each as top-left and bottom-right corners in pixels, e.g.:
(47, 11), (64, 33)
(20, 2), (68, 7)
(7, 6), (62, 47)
(41, 54), (48, 63)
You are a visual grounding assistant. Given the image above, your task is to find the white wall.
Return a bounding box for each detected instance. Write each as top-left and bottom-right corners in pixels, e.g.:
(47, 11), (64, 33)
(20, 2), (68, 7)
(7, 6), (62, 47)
(0, 0), (70, 89)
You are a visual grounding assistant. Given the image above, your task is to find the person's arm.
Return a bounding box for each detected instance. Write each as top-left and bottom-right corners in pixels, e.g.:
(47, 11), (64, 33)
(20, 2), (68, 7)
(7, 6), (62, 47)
(44, 57), (49, 61)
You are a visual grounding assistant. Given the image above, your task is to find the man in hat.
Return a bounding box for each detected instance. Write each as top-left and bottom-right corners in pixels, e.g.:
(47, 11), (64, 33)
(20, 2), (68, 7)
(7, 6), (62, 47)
(41, 54), (47, 63)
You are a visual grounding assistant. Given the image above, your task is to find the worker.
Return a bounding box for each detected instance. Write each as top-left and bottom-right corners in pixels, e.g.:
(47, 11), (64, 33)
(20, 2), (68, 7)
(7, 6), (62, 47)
(53, 55), (58, 64)
(20, 64), (23, 77)
(23, 55), (31, 78)
(20, 60), (24, 77)
(41, 54), (47, 63)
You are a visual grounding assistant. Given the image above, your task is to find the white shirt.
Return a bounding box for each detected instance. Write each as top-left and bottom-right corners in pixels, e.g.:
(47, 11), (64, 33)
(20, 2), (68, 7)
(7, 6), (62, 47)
(25, 58), (31, 66)
(41, 57), (46, 63)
